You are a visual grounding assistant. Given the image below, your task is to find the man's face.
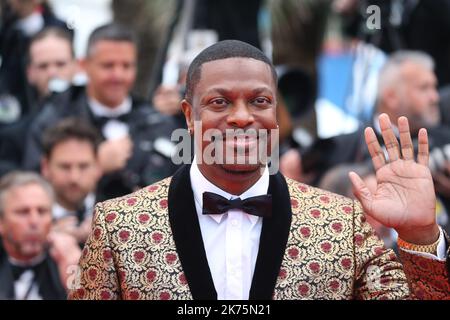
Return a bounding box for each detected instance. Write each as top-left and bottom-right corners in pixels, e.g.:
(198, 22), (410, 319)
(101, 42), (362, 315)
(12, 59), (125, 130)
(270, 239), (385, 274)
(27, 36), (77, 98)
(0, 183), (52, 261)
(183, 57), (278, 180)
(398, 62), (440, 131)
(42, 139), (100, 210)
(84, 40), (137, 108)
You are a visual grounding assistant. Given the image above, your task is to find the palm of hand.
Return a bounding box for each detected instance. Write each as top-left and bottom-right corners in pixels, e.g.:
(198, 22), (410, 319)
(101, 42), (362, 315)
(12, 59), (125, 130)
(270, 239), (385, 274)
(349, 114), (439, 243)
(367, 159), (435, 229)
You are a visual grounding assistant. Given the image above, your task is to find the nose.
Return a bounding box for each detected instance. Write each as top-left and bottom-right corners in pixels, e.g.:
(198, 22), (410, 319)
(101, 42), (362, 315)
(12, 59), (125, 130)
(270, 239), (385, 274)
(27, 210), (42, 229)
(227, 100), (255, 128)
(47, 64), (60, 79)
(68, 167), (81, 182)
(111, 64), (126, 81)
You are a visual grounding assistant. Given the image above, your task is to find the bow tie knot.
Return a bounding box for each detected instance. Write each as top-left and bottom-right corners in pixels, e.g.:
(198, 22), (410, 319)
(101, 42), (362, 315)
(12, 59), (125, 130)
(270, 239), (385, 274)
(10, 263), (39, 281)
(202, 192), (272, 218)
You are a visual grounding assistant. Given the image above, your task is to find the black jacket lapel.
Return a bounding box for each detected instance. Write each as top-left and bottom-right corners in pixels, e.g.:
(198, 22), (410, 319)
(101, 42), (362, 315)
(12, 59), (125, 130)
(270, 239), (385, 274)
(0, 250), (14, 300)
(249, 172), (292, 300)
(168, 165), (217, 300)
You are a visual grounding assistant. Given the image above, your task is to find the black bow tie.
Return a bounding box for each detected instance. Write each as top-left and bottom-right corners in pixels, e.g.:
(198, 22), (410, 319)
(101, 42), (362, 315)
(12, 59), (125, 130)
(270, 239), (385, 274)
(92, 113), (130, 129)
(202, 192), (272, 218)
(75, 204), (87, 225)
(10, 263), (40, 281)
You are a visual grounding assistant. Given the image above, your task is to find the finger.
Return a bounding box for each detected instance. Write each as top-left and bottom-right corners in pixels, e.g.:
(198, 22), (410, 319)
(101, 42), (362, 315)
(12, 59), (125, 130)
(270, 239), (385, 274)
(417, 128), (429, 166)
(379, 113), (400, 162)
(348, 172), (373, 213)
(364, 127), (386, 171)
(397, 116), (414, 160)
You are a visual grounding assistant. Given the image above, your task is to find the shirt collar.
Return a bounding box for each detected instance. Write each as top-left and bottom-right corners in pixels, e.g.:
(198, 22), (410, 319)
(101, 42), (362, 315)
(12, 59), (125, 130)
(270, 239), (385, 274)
(88, 96), (132, 118)
(8, 253), (45, 268)
(190, 156), (269, 225)
(52, 193), (96, 220)
(16, 12), (44, 37)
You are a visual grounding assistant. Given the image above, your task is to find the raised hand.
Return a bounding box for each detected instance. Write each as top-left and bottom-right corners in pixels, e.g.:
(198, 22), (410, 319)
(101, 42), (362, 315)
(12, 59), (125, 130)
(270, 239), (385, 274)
(349, 113), (440, 245)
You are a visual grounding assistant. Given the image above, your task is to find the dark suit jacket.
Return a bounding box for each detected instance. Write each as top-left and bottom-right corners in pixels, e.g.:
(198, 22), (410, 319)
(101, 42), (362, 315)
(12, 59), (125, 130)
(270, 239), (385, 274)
(0, 5), (71, 118)
(0, 111), (39, 177)
(0, 243), (66, 300)
(23, 85), (180, 201)
(70, 165), (449, 300)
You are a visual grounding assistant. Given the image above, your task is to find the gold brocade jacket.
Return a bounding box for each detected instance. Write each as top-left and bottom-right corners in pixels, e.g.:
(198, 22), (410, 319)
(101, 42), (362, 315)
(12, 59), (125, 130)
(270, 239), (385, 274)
(70, 166), (450, 300)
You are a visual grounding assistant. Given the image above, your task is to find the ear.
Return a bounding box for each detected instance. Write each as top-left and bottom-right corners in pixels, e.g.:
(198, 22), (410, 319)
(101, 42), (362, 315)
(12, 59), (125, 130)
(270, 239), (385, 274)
(27, 64), (36, 85)
(41, 157), (50, 179)
(79, 58), (89, 73)
(72, 58), (82, 74)
(181, 99), (194, 134)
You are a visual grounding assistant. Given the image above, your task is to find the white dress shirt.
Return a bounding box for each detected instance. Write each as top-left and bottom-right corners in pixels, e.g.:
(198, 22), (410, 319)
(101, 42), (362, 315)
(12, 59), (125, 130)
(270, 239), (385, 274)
(88, 97), (132, 140)
(17, 12), (44, 37)
(52, 193), (96, 221)
(9, 255), (46, 300)
(190, 159), (269, 300)
(189, 157), (448, 300)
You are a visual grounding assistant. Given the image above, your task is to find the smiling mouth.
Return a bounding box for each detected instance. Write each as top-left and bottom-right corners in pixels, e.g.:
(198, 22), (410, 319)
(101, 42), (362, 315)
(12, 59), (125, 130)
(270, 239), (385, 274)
(24, 235), (43, 242)
(224, 136), (259, 149)
(221, 165), (262, 174)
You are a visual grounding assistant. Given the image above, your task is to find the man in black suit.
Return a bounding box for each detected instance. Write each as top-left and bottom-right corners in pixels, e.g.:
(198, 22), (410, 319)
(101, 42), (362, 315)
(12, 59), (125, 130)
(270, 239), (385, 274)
(24, 23), (179, 201)
(41, 118), (102, 246)
(0, 26), (77, 177)
(0, 171), (81, 299)
(0, 0), (71, 125)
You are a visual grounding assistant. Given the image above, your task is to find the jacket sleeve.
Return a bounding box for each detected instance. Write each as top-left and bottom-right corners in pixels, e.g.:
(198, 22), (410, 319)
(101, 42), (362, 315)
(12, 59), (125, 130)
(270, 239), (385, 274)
(352, 200), (450, 299)
(352, 200), (410, 299)
(398, 233), (450, 299)
(69, 202), (121, 300)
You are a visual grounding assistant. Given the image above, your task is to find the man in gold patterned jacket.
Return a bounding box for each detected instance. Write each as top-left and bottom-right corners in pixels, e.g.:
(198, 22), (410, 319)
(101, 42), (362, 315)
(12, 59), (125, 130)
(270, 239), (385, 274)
(70, 40), (449, 300)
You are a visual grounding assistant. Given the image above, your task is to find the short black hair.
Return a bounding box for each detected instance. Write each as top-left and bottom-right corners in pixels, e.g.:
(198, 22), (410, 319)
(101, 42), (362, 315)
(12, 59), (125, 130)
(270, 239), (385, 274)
(185, 40), (278, 103)
(86, 23), (137, 57)
(42, 118), (102, 158)
(28, 26), (75, 65)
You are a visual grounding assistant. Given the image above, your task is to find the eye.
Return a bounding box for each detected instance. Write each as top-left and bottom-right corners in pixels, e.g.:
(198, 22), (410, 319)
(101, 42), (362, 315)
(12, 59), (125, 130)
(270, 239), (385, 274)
(101, 62), (114, 69)
(210, 98), (228, 105)
(37, 63), (49, 71)
(38, 207), (51, 216)
(206, 98), (229, 111)
(79, 163), (91, 171)
(252, 97), (271, 107)
(123, 62), (135, 70)
(57, 163), (71, 171)
(56, 61), (68, 68)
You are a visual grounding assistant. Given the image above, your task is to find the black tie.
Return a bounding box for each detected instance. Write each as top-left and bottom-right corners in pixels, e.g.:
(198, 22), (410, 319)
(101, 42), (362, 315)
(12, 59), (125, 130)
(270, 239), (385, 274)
(92, 113), (130, 130)
(202, 192), (272, 218)
(10, 263), (40, 281)
(75, 204), (87, 226)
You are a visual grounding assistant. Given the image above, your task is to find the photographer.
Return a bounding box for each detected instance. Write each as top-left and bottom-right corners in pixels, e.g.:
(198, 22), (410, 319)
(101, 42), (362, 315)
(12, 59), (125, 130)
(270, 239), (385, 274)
(337, 0), (450, 87)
